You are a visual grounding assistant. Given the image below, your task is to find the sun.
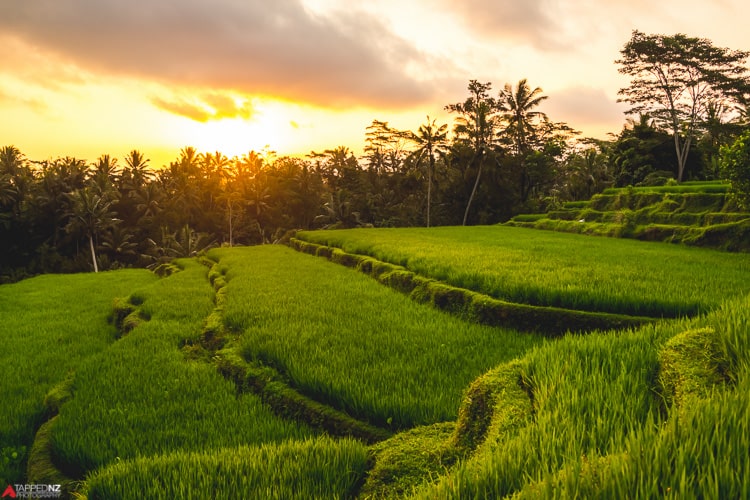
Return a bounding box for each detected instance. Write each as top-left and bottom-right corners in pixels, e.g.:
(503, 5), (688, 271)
(178, 116), (286, 159)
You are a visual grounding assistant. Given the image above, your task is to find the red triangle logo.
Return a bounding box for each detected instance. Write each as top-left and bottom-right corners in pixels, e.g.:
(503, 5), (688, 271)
(1, 485), (16, 498)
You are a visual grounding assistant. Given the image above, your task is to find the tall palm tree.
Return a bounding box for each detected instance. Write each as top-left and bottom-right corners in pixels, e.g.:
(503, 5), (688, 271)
(90, 154), (120, 200)
(497, 79), (549, 202)
(446, 80), (498, 225)
(408, 116), (449, 227)
(498, 79), (548, 154)
(0, 146), (28, 217)
(0, 145), (26, 177)
(64, 187), (116, 272)
(123, 149), (153, 190)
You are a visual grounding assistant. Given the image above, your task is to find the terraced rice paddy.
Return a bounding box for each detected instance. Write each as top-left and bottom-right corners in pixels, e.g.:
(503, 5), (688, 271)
(296, 225), (750, 317)
(1, 224), (748, 498)
(211, 245), (543, 429)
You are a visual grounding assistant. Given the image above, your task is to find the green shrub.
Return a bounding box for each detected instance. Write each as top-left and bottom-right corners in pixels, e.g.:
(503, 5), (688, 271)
(720, 130), (750, 210)
(511, 213), (547, 223)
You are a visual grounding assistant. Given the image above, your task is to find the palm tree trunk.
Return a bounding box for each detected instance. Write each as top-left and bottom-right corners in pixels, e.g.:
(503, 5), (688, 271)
(462, 151), (483, 226)
(427, 156), (433, 228)
(228, 200), (233, 247)
(89, 234), (99, 273)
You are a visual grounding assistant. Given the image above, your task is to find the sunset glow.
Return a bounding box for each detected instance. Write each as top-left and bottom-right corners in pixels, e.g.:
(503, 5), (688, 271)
(1, 0), (749, 166)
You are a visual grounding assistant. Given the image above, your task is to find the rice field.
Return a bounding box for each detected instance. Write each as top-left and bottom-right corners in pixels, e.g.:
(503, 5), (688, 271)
(83, 437), (369, 500)
(211, 245), (544, 429)
(2, 223), (748, 498)
(296, 225), (750, 317)
(417, 292), (750, 498)
(49, 259), (315, 478)
(0, 269), (158, 485)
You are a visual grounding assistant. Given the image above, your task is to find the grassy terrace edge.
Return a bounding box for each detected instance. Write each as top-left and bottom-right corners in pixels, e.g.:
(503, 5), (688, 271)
(289, 237), (654, 335)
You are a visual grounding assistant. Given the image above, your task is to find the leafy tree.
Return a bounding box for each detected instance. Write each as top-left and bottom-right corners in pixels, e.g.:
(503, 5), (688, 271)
(559, 142), (611, 201)
(0, 146), (32, 276)
(616, 30), (750, 182)
(446, 80), (498, 225)
(610, 115), (704, 186)
(720, 130), (750, 209)
(363, 120), (409, 174)
(0, 146), (28, 218)
(100, 225), (139, 267)
(270, 156), (325, 231)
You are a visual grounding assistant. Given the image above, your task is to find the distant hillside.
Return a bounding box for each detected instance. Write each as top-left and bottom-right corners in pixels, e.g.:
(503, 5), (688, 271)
(507, 182), (750, 252)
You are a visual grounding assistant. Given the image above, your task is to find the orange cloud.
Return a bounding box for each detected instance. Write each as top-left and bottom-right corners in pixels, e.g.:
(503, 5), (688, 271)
(151, 92), (256, 122)
(0, 0), (435, 109)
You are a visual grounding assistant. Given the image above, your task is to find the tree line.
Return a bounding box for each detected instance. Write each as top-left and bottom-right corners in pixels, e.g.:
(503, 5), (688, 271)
(2, 30), (750, 281)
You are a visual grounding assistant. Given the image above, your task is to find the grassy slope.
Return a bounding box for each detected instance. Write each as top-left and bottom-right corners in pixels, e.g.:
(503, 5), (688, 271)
(0, 269), (158, 485)
(3, 228), (748, 498)
(211, 245), (544, 429)
(50, 259), (315, 479)
(416, 293), (750, 498)
(509, 183), (750, 252)
(296, 225), (750, 317)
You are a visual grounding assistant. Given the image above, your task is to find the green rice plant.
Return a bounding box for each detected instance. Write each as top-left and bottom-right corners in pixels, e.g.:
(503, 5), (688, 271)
(0, 269), (158, 485)
(210, 246), (543, 430)
(50, 259), (314, 478)
(510, 360), (749, 498)
(296, 226), (750, 318)
(510, 213), (547, 223)
(82, 437), (369, 500)
(415, 292), (750, 499)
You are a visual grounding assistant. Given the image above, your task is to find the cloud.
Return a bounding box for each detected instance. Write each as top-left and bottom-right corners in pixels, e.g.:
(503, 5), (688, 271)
(0, 86), (48, 113)
(544, 86), (627, 135)
(0, 0), (434, 109)
(437, 0), (566, 50)
(151, 92), (255, 122)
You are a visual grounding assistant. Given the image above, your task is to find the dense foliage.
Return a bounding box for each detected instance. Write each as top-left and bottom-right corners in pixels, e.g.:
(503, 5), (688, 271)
(721, 129), (750, 209)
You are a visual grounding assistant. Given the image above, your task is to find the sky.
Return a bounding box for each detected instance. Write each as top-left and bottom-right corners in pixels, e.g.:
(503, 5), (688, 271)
(1, 0), (749, 167)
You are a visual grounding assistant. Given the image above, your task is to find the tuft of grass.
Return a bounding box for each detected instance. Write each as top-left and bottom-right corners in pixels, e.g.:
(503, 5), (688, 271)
(658, 327), (730, 410)
(360, 423), (460, 499)
(83, 437), (369, 500)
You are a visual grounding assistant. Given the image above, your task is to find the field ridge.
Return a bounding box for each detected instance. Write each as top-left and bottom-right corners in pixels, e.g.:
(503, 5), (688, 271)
(508, 182), (750, 252)
(191, 257), (394, 443)
(290, 237), (655, 335)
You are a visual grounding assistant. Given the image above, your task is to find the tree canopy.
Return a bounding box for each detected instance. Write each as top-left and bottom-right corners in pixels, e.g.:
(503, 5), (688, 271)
(2, 30), (750, 280)
(617, 30), (750, 182)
